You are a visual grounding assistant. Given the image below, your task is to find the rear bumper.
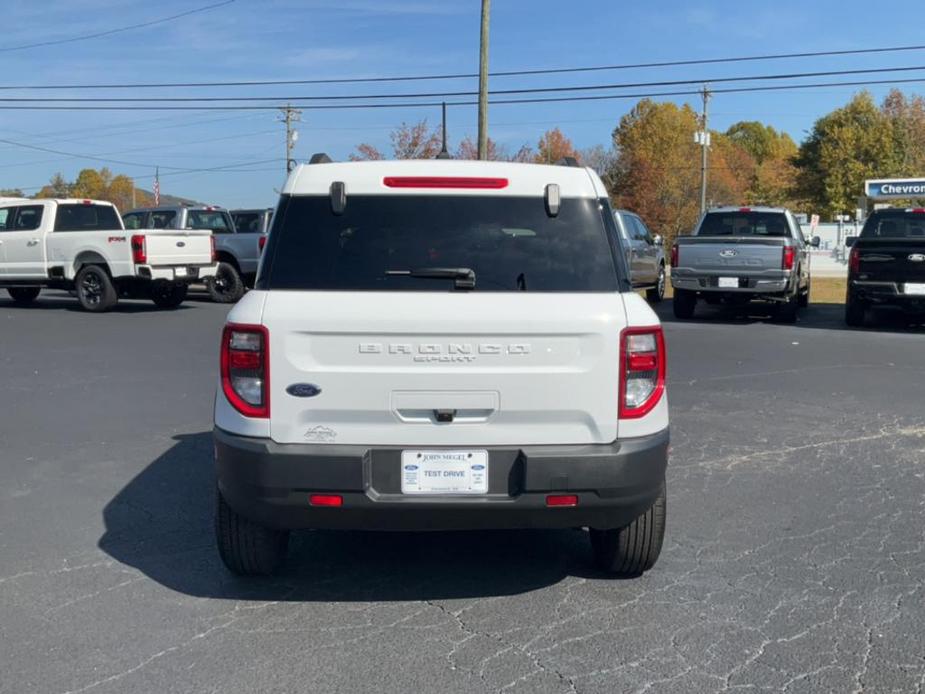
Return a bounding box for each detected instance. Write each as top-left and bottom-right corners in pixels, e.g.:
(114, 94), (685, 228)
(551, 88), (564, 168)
(136, 263), (218, 281)
(672, 271), (790, 294)
(850, 280), (925, 310)
(214, 427), (669, 531)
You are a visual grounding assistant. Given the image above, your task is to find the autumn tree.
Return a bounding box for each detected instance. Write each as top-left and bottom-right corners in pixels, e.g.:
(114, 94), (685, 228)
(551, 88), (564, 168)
(71, 168), (108, 199)
(351, 120), (442, 161)
(795, 92), (899, 217)
(881, 89), (925, 175)
(36, 173), (72, 198)
(610, 99), (703, 246)
(725, 121), (798, 206)
(455, 135), (504, 160)
(107, 175), (137, 212)
(534, 128), (579, 164)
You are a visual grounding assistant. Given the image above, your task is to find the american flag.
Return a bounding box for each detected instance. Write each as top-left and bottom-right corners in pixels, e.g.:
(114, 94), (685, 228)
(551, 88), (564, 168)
(153, 168), (160, 206)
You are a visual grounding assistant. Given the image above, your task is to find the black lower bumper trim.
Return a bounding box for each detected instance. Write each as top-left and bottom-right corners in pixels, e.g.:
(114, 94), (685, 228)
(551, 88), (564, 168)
(214, 428), (669, 531)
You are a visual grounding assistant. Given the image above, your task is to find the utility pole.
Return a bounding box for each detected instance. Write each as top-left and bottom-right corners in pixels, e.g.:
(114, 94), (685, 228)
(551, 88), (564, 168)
(279, 104), (302, 175)
(697, 85), (711, 215)
(477, 0), (491, 160)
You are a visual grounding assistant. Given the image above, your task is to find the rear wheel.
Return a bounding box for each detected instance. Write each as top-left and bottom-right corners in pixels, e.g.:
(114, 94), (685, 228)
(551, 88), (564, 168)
(776, 293), (798, 323)
(590, 481), (666, 577)
(646, 265), (666, 303)
(151, 281), (188, 309)
(215, 489), (289, 576)
(845, 297), (867, 327)
(798, 281), (810, 308)
(75, 265), (117, 312)
(7, 287), (41, 305)
(206, 262), (245, 303)
(672, 289), (696, 319)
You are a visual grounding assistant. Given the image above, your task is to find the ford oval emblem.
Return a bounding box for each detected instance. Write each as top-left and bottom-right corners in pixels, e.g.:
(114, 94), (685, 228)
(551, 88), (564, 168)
(286, 383), (322, 398)
(471, 464), (485, 471)
(405, 464), (418, 471)
(909, 253), (925, 262)
(176, 241), (186, 248)
(719, 249), (738, 258)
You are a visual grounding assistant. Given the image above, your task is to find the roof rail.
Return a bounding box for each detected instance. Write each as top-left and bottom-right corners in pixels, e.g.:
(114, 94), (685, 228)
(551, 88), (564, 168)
(309, 153), (333, 164)
(556, 156), (581, 168)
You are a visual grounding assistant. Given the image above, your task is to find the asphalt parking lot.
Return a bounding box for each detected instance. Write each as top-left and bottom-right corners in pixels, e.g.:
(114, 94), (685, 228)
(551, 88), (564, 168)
(1, 292), (923, 694)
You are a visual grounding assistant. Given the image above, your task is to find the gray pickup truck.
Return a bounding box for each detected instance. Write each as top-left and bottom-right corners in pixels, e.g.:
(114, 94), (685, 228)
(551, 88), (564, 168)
(123, 205), (261, 302)
(670, 206), (819, 322)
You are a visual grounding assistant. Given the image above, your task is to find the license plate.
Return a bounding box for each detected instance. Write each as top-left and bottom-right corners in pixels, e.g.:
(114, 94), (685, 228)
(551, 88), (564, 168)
(175, 267), (187, 278)
(718, 277), (739, 288)
(904, 283), (925, 295)
(401, 450), (488, 495)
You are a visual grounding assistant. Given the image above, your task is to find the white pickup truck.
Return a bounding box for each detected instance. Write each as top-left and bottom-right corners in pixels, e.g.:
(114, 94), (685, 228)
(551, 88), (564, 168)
(0, 198), (217, 311)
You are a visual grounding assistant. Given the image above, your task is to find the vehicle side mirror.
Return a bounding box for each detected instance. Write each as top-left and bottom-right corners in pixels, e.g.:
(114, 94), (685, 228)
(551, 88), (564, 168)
(653, 234), (663, 246)
(845, 236), (856, 247)
(811, 236), (821, 248)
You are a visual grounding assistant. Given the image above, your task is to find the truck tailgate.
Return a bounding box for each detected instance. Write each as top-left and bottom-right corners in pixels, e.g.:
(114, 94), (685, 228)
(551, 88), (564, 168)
(141, 230), (213, 266)
(264, 293), (628, 447)
(854, 239), (925, 285)
(676, 237), (786, 273)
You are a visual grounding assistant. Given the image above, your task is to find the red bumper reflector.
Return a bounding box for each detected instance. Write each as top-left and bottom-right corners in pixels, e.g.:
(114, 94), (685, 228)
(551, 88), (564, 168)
(309, 494), (343, 507)
(546, 494), (579, 507)
(383, 176), (509, 189)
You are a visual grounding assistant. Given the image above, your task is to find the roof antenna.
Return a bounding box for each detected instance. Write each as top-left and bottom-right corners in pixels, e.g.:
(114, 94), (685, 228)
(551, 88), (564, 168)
(436, 101), (451, 159)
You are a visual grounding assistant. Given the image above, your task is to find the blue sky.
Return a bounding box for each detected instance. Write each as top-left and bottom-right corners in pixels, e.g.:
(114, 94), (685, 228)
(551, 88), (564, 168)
(2, 0), (925, 208)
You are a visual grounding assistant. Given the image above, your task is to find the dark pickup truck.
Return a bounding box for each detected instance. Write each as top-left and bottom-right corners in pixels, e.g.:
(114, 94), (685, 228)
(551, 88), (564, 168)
(846, 208), (925, 326)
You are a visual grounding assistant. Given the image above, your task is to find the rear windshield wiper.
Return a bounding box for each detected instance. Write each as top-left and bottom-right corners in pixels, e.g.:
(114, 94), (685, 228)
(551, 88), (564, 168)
(386, 267), (476, 290)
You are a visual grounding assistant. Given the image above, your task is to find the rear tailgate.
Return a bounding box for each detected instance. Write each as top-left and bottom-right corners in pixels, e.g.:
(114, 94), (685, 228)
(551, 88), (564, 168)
(141, 230), (213, 266)
(265, 293), (626, 447)
(676, 237), (786, 274)
(855, 239), (925, 286)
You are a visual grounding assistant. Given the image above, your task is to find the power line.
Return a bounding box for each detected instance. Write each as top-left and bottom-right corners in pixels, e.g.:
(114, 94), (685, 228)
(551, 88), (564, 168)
(4, 64), (925, 104)
(1, 75), (924, 112)
(0, 1), (235, 53)
(3, 42), (925, 89)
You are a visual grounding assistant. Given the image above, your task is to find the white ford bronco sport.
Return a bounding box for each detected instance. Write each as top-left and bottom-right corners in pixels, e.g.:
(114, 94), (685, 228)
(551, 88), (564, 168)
(213, 156), (669, 577)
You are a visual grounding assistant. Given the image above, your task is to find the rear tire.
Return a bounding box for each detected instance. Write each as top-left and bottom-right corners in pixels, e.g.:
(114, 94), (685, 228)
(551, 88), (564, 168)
(590, 481), (666, 577)
(206, 262), (245, 303)
(7, 287), (41, 305)
(150, 281), (188, 309)
(75, 265), (117, 312)
(845, 298), (867, 327)
(798, 282), (810, 308)
(776, 293), (798, 323)
(646, 265), (666, 303)
(215, 489), (289, 576)
(672, 289), (696, 319)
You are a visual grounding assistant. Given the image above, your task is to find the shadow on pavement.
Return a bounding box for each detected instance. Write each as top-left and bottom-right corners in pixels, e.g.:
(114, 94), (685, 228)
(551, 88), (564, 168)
(655, 299), (925, 333)
(0, 292), (190, 314)
(99, 433), (596, 601)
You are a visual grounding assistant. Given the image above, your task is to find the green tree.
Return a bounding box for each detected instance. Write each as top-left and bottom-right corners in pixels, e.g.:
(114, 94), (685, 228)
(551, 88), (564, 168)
(0, 188), (25, 197)
(795, 92), (899, 217)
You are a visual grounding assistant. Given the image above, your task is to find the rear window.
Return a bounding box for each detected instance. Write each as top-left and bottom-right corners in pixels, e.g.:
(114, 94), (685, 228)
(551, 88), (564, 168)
(232, 212), (261, 233)
(54, 204), (120, 232)
(260, 195), (620, 292)
(698, 211), (791, 237)
(861, 210), (925, 238)
(187, 210), (233, 233)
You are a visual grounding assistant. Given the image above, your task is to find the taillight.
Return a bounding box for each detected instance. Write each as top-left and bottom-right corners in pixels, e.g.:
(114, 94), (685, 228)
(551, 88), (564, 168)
(258, 235), (267, 254)
(210, 235), (217, 263)
(382, 176), (509, 189)
(670, 243), (679, 268)
(619, 327), (666, 419)
(221, 324), (269, 418)
(130, 234), (147, 264)
(849, 247), (861, 274)
(782, 246), (795, 271)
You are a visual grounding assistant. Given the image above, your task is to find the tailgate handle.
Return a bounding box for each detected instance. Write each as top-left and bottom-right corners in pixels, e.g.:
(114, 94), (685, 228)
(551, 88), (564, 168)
(434, 409), (456, 423)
